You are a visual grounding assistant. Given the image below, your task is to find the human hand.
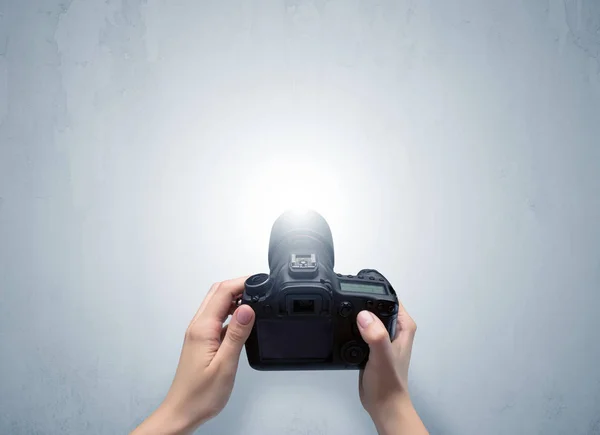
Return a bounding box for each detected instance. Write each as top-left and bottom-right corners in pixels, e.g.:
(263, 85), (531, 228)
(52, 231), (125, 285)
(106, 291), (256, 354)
(131, 277), (256, 435)
(357, 301), (428, 435)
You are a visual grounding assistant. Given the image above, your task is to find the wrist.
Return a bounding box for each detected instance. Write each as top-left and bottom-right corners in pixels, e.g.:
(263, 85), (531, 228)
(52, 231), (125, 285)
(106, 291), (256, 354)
(371, 394), (428, 435)
(131, 400), (196, 435)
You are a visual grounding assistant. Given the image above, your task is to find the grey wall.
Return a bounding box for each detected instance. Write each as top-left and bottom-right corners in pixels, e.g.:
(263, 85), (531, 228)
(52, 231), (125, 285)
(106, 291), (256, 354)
(1, 1), (599, 434)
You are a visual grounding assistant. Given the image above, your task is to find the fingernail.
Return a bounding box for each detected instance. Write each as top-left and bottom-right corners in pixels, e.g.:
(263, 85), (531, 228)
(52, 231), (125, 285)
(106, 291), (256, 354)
(237, 307), (253, 325)
(357, 311), (374, 328)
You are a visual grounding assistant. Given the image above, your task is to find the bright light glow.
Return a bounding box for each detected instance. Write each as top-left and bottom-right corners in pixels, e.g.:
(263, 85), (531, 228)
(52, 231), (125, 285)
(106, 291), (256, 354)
(284, 208), (315, 221)
(184, 81), (386, 258)
(235, 153), (353, 235)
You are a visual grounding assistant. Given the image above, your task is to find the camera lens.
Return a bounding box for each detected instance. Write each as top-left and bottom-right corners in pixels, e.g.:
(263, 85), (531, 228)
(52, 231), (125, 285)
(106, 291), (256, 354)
(268, 209), (335, 270)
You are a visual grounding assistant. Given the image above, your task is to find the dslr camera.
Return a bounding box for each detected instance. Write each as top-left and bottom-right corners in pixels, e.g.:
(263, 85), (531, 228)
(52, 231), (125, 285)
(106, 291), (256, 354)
(240, 210), (399, 370)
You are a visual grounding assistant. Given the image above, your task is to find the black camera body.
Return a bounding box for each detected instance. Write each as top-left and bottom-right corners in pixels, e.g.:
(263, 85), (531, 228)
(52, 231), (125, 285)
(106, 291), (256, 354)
(240, 210), (398, 370)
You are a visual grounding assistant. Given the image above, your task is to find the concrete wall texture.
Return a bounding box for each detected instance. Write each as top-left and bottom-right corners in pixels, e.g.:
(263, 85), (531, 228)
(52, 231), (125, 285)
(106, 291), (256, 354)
(1, 1), (599, 434)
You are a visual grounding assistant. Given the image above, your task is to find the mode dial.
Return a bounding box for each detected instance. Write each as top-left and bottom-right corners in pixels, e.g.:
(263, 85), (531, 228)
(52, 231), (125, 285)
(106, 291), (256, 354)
(244, 273), (272, 298)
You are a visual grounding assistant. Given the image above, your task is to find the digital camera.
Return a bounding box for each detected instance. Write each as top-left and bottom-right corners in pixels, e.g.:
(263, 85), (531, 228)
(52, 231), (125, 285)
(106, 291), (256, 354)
(240, 210), (399, 371)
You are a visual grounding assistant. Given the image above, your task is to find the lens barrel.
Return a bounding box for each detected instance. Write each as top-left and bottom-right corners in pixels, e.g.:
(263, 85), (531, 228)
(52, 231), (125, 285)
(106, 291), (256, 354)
(267, 210), (335, 270)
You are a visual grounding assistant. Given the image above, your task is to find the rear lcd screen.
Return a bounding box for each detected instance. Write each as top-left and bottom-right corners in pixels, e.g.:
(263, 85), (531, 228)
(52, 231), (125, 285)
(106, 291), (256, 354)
(340, 281), (387, 295)
(258, 318), (333, 360)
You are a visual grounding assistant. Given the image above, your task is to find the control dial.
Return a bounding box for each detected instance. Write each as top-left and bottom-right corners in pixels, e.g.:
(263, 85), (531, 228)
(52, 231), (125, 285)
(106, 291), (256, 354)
(341, 341), (368, 366)
(244, 273), (272, 299)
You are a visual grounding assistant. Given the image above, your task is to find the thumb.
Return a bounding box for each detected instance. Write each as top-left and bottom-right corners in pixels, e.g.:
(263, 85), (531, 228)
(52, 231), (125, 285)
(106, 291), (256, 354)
(214, 305), (255, 369)
(356, 310), (394, 366)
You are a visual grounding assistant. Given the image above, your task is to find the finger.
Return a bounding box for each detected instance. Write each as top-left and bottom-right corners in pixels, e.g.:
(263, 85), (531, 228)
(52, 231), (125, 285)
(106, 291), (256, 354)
(392, 301), (417, 354)
(191, 276), (247, 324)
(220, 325), (228, 343)
(190, 281), (222, 325)
(187, 281), (245, 345)
(356, 310), (394, 367)
(358, 369), (365, 391)
(203, 276), (249, 324)
(391, 300), (408, 341)
(228, 301), (239, 317)
(212, 305), (255, 371)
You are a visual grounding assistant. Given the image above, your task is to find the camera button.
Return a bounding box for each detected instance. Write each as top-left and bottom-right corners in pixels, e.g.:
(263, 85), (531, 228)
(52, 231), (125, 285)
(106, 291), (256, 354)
(245, 273), (271, 298)
(264, 304), (272, 314)
(341, 341), (367, 365)
(339, 301), (353, 318)
(377, 302), (385, 312)
(366, 300), (374, 309)
(369, 276), (375, 280)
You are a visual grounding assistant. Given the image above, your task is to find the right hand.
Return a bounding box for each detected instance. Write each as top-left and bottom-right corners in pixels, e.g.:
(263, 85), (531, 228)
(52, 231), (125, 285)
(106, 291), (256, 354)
(356, 300), (423, 429)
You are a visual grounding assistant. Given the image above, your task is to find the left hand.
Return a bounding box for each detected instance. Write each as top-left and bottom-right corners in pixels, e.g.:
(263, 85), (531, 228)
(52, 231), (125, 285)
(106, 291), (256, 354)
(131, 276), (256, 435)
